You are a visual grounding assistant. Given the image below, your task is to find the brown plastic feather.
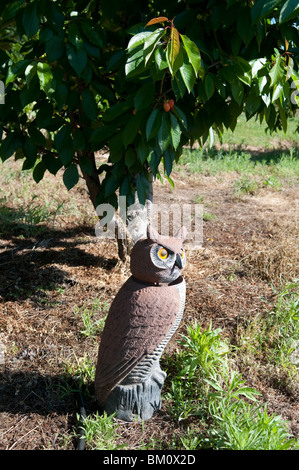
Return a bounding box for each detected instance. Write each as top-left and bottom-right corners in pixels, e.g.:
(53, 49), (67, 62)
(95, 276), (180, 405)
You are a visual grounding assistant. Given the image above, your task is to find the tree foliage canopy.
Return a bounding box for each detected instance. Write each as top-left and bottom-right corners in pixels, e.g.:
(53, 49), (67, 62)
(0, 0), (298, 209)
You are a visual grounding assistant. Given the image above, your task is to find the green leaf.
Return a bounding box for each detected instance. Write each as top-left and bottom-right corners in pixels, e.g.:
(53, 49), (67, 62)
(22, 3), (39, 38)
(269, 54), (284, 86)
(90, 125), (115, 146)
(125, 47), (145, 77)
(81, 23), (103, 47)
(231, 79), (244, 105)
(28, 126), (46, 147)
(53, 83), (69, 111)
(103, 101), (131, 122)
(37, 62), (53, 93)
(272, 82), (284, 102)
(45, 36), (64, 62)
(134, 81), (155, 111)
(143, 28), (165, 64)
(170, 113), (181, 150)
(250, 58), (267, 78)
(54, 124), (72, 152)
(163, 148), (175, 176)
(79, 155), (93, 175)
(158, 112), (171, 152)
(36, 102), (53, 129)
(279, 0), (299, 23)
(251, 0), (283, 23)
(73, 129), (86, 151)
(25, 63), (37, 86)
(66, 43), (87, 75)
(237, 9), (255, 46)
(136, 139), (149, 164)
(127, 31), (153, 51)
(155, 48), (168, 71)
(145, 108), (162, 140)
(82, 89), (98, 121)
(204, 74), (214, 100)
(42, 154), (62, 175)
(171, 46), (184, 77)
(180, 35), (202, 77)
(63, 164), (79, 190)
(136, 173), (150, 205)
(23, 136), (37, 165)
(125, 147), (136, 168)
(233, 58), (252, 86)
(0, 132), (22, 161)
(123, 115), (140, 147)
(173, 105), (188, 129)
(278, 101), (287, 132)
(2, 1), (25, 23)
(246, 92), (261, 115)
(172, 73), (187, 99)
(148, 149), (161, 174)
(33, 160), (46, 183)
(6, 59), (31, 85)
(54, 124), (74, 165)
(179, 61), (196, 93)
(169, 26), (181, 71)
(104, 174), (119, 197)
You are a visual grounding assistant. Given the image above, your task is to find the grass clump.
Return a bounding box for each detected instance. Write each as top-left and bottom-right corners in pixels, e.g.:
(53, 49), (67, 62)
(164, 320), (298, 450)
(76, 411), (123, 450)
(0, 194), (64, 237)
(236, 280), (299, 391)
(178, 146), (299, 186)
(73, 298), (109, 340)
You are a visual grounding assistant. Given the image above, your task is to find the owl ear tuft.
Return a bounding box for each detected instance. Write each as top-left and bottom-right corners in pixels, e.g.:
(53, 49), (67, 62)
(175, 226), (187, 241)
(147, 224), (160, 242)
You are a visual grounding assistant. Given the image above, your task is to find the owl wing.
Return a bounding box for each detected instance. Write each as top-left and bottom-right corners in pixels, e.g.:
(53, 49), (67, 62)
(95, 276), (180, 405)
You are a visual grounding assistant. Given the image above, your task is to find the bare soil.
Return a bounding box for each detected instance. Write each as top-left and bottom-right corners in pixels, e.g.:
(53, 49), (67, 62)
(0, 154), (298, 450)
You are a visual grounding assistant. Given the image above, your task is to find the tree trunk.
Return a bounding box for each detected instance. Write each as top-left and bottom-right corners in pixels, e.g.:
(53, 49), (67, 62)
(78, 150), (102, 210)
(79, 151), (154, 260)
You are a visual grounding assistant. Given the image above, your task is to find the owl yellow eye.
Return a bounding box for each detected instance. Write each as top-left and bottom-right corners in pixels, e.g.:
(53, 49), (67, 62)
(158, 247), (168, 260)
(181, 249), (184, 258)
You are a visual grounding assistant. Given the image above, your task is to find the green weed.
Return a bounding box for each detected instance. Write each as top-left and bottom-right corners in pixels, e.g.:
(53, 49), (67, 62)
(234, 176), (260, 195)
(236, 280), (299, 384)
(73, 298), (109, 340)
(203, 212), (216, 221)
(76, 411), (123, 450)
(0, 194), (64, 237)
(178, 147), (299, 184)
(165, 320), (298, 450)
(62, 352), (95, 390)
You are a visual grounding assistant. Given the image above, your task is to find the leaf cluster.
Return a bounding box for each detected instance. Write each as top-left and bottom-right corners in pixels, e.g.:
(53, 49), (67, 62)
(0, 0), (298, 209)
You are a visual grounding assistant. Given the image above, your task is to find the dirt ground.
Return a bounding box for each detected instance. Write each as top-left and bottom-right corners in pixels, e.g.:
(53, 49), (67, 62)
(0, 152), (298, 450)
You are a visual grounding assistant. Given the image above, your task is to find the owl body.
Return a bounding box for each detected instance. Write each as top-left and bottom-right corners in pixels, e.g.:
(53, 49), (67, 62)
(95, 225), (187, 419)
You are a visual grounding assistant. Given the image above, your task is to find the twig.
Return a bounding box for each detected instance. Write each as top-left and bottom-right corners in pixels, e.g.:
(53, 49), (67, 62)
(8, 426), (39, 450)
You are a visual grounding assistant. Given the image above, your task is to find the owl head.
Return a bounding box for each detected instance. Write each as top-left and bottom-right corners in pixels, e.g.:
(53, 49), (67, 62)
(130, 225), (187, 284)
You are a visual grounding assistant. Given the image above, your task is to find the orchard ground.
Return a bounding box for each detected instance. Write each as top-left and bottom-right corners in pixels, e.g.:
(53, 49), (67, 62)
(0, 116), (298, 450)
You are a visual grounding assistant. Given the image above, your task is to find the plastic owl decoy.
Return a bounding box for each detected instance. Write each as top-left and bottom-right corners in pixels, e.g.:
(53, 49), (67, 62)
(95, 225), (187, 421)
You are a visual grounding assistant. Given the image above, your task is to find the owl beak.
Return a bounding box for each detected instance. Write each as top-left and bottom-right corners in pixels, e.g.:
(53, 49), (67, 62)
(174, 253), (182, 269)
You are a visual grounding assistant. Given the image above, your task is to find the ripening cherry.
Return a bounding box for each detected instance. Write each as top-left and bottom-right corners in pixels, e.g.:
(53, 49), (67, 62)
(163, 101), (171, 112)
(168, 99), (175, 109)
